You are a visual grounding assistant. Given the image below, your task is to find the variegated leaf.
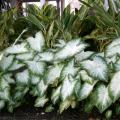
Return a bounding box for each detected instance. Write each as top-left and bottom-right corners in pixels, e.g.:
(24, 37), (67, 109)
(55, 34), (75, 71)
(80, 56), (108, 82)
(109, 71), (120, 102)
(75, 51), (94, 62)
(61, 75), (77, 101)
(37, 80), (48, 97)
(9, 60), (25, 71)
(34, 96), (48, 107)
(16, 70), (29, 84)
(80, 70), (94, 84)
(0, 55), (14, 71)
(59, 99), (71, 113)
(27, 31), (45, 52)
(37, 51), (54, 62)
(31, 74), (40, 85)
(60, 59), (79, 80)
(16, 52), (34, 61)
(105, 38), (120, 57)
(5, 43), (28, 54)
(0, 100), (5, 110)
(54, 39), (88, 61)
(25, 61), (46, 75)
(78, 81), (97, 101)
(45, 64), (64, 85)
(95, 84), (112, 113)
(3, 73), (15, 84)
(51, 85), (61, 104)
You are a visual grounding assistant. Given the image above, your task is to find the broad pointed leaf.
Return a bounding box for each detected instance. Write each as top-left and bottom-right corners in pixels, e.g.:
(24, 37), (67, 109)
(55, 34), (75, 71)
(34, 96), (48, 107)
(9, 60), (25, 71)
(51, 85), (61, 104)
(80, 70), (94, 84)
(16, 52), (34, 61)
(0, 55), (14, 71)
(61, 75), (77, 101)
(60, 59), (79, 80)
(105, 38), (120, 57)
(16, 70), (29, 84)
(80, 56), (108, 81)
(75, 51), (94, 62)
(54, 39), (88, 61)
(27, 31), (45, 52)
(109, 71), (120, 102)
(5, 43), (28, 54)
(95, 84), (112, 113)
(25, 61), (46, 75)
(37, 80), (48, 97)
(78, 81), (97, 101)
(45, 64), (64, 85)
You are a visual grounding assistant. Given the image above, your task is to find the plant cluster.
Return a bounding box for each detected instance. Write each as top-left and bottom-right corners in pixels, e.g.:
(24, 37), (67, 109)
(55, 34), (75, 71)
(0, 0), (120, 119)
(0, 31), (120, 116)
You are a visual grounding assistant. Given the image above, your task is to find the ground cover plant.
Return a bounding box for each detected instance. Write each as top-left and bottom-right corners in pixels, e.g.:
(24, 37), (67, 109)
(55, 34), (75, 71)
(0, 0), (120, 119)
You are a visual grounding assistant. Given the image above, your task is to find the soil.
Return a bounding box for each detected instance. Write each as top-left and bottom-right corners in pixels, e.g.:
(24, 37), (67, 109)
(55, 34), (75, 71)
(0, 103), (119, 120)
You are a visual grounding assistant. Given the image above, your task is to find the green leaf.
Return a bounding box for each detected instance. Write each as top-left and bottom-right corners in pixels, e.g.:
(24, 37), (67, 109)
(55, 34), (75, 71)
(27, 14), (46, 32)
(45, 64), (64, 85)
(80, 56), (109, 82)
(60, 59), (79, 80)
(27, 31), (45, 52)
(109, 71), (120, 102)
(54, 39), (88, 61)
(0, 55), (14, 71)
(95, 84), (112, 113)
(16, 70), (30, 84)
(61, 75), (77, 101)
(34, 96), (48, 107)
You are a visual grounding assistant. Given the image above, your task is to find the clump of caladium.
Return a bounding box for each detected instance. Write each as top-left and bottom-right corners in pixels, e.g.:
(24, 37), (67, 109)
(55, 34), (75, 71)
(0, 31), (120, 115)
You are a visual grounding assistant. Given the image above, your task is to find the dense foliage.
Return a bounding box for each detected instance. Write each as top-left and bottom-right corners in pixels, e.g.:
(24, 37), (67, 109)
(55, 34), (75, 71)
(0, 0), (120, 119)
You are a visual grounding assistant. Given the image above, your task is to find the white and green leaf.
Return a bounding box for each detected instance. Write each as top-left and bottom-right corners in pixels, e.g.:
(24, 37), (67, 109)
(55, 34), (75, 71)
(109, 71), (120, 102)
(61, 75), (77, 101)
(51, 85), (61, 104)
(37, 80), (48, 97)
(60, 59), (79, 80)
(25, 61), (46, 75)
(95, 84), (112, 113)
(0, 55), (14, 71)
(34, 96), (48, 107)
(27, 31), (45, 52)
(80, 56), (109, 82)
(80, 70), (94, 84)
(54, 39), (88, 61)
(16, 70), (29, 84)
(45, 63), (64, 85)
(5, 43), (28, 54)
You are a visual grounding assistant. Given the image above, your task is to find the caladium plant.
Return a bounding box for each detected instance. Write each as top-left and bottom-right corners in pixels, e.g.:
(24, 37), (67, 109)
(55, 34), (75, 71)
(0, 30), (120, 116)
